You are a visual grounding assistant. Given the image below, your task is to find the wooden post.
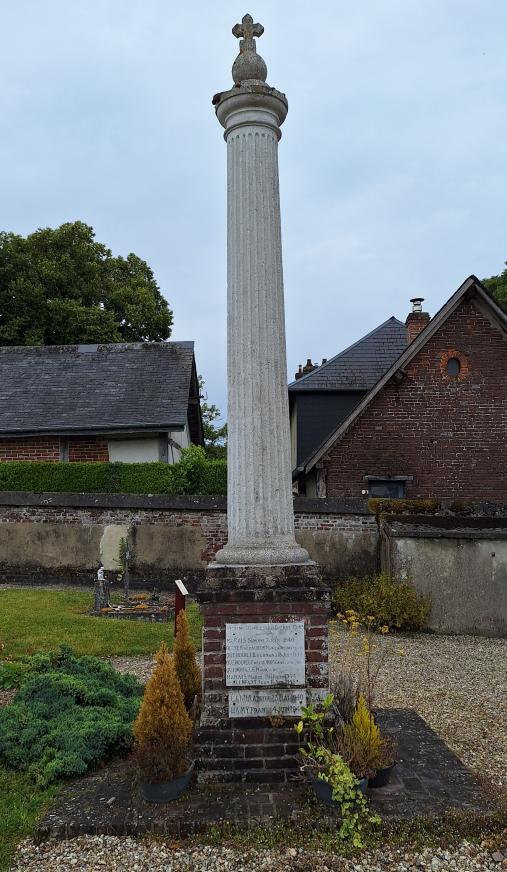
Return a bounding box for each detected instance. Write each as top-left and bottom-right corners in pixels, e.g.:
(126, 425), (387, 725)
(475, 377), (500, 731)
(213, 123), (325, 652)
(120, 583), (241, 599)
(174, 578), (188, 636)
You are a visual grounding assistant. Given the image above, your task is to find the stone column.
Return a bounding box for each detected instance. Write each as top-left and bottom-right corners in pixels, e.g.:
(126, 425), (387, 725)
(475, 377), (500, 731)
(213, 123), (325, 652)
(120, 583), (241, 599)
(212, 15), (309, 567)
(197, 16), (329, 785)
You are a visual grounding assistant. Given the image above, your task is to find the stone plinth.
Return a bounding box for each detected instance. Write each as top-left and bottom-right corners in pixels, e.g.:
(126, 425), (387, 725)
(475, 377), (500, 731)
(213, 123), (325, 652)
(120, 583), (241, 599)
(196, 564), (330, 783)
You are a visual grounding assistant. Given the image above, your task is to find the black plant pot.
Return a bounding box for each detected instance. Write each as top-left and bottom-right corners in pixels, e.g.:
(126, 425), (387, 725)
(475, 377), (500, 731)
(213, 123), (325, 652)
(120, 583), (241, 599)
(140, 760), (195, 804)
(311, 775), (368, 807)
(368, 762), (396, 789)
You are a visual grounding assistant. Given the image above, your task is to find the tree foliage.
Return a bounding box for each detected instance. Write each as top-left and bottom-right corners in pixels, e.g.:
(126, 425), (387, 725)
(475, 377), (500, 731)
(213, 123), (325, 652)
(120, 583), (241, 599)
(198, 376), (227, 459)
(0, 221), (173, 345)
(483, 261), (507, 312)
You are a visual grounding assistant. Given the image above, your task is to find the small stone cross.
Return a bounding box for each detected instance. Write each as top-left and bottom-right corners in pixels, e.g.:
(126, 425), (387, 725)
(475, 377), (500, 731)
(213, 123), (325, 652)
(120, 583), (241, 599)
(232, 13), (264, 49)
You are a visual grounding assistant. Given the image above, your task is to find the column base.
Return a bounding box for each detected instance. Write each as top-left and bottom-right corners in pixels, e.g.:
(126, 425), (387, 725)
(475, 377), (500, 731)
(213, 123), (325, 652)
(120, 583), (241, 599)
(196, 563), (330, 783)
(212, 542), (312, 567)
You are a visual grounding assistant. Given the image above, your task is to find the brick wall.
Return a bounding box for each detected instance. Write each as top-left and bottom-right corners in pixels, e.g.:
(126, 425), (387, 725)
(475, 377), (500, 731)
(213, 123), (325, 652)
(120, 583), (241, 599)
(0, 436), (109, 462)
(67, 437), (109, 462)
(0, 494), (377, 587)
(0, 437), (60, 462)
(323, 298), (507, 500)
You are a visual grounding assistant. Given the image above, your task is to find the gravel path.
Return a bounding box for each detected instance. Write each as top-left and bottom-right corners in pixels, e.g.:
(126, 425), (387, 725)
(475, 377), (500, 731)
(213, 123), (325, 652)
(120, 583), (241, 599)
(11, 837), (507, 871)
(328, 627), (507, 788)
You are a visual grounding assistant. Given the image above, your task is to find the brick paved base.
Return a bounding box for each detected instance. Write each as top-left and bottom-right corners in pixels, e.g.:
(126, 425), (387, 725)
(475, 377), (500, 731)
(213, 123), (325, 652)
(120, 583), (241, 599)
(197, 721), (300, 784)
(36, 710), (496, 840)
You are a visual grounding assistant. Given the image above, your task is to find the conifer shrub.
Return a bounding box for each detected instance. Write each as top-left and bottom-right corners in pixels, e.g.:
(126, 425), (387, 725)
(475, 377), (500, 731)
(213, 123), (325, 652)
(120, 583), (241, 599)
(333, 573), (430, 631)
(0, 646), (143, 786)
(173, 609), (202, 712)
(133, 642), (192, 783)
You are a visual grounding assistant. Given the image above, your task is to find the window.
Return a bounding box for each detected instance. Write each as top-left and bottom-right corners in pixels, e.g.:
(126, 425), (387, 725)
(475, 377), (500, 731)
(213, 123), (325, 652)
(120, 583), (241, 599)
(367, 479), (406, 498)
(446, 357), (461, 377)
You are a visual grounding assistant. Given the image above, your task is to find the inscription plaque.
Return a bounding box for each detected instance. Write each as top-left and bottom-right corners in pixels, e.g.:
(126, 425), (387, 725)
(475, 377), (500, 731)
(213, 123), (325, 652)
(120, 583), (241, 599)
(226, 621), (305, 687)
(229, 688), (307, 718)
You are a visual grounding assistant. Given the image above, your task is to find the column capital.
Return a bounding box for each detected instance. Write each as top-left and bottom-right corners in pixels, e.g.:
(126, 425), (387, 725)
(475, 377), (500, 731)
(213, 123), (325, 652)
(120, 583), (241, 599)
(213, 85), (288, 141)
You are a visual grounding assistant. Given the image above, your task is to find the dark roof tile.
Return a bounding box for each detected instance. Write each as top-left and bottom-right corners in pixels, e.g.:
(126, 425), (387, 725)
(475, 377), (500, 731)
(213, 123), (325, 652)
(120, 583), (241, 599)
(0, 342), (195, 435)
(289, 317), (407, 392)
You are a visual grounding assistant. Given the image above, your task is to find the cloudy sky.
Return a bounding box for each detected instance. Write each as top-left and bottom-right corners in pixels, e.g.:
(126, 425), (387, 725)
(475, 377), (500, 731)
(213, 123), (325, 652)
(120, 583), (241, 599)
(1, 1), (505, 418)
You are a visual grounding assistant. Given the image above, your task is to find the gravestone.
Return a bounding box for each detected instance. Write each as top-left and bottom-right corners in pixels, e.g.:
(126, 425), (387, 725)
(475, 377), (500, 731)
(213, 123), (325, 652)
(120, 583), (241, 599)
(197, 16), (330, 783)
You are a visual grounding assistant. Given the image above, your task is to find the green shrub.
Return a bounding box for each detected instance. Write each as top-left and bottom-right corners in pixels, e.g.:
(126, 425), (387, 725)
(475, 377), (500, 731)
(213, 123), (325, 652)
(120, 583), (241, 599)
(0, 660), (31, 690)
(333, 573), (430, 632)
(368, 498), (441, 516)
(0, 445), (227, 495)
(0, 646), (143, 786)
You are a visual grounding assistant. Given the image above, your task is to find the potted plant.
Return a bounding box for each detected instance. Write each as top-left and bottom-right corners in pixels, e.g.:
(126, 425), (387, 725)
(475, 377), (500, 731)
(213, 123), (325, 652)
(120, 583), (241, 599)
(333, 611), (400, 786)
(295, 696), (379, 847)
(338, 694), (397, 788)
(133, 641), (194, 803)
(368, 734), (397, 788)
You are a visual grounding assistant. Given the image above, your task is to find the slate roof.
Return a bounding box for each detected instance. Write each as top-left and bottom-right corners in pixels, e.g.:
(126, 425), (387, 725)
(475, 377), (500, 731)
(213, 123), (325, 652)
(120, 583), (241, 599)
(0, 342), (196, 436)
(289, 317), (408, 392)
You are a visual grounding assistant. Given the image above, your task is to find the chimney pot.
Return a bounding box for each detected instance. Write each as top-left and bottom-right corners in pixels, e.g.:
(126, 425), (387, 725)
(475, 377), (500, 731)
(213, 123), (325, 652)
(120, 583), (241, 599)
(410, 297), (424, 313)
(406, 298), (430, 342)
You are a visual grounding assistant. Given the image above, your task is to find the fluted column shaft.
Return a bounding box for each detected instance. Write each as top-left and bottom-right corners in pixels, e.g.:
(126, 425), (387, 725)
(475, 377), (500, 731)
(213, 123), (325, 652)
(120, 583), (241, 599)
(213, 88), (309, 566)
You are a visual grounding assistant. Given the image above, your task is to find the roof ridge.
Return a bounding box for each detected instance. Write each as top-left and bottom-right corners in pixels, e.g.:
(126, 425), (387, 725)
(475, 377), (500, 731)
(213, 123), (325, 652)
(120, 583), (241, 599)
(289, 315), (405, 388)
(0, 340), (194, 354)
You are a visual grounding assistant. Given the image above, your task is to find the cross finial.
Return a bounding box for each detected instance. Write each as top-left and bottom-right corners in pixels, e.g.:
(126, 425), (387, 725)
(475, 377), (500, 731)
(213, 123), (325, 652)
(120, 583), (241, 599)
(230, 13), (267, 85)
(232, 14), (264, 44)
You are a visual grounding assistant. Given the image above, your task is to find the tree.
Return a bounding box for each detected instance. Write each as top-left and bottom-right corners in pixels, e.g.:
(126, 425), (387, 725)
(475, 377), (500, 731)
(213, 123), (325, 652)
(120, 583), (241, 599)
(0, 221), (173, 345)
(198, 375), (227, 459)
(483, 261), (507, 312)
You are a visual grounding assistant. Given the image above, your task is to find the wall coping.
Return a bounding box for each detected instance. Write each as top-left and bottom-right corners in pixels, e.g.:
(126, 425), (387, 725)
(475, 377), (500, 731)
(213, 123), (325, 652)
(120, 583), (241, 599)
(0, 491), (372, 515)
(382, 515), (507, 540)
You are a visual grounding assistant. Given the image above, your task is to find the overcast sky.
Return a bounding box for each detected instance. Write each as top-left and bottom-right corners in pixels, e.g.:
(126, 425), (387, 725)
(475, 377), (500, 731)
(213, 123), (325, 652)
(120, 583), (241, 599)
(1, 1), (506, 418)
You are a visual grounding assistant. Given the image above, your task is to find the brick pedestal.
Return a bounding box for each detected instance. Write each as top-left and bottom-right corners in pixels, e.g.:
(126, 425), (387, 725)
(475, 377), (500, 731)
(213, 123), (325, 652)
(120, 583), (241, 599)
(196, 563), (330, 783)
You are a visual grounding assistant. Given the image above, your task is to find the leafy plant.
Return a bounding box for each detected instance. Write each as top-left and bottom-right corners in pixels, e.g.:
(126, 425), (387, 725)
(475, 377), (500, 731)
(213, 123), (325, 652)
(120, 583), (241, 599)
(173, 610), (201, 713)
(0, 660), (31, 690)
(333, 574), (430, 632)
(133, 642), (192, 783)
(295, 697), (380, 847)
(0, 647), (143, 786)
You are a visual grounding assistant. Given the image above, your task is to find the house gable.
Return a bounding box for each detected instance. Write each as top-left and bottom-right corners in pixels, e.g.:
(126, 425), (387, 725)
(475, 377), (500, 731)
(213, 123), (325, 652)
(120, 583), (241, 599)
(306, 278), (507, 501)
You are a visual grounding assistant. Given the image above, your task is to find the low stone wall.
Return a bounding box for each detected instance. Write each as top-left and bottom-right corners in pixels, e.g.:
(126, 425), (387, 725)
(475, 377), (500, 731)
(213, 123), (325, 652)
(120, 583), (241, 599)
(380, 516), (507, 637)
(0, 492), (377, 590)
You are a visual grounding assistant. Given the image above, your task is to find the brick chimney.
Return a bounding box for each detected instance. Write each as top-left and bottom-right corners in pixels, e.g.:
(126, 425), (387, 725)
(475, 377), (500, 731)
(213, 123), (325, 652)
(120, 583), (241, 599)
(406, 298), (430, 343)
(294, 358), (318, 380)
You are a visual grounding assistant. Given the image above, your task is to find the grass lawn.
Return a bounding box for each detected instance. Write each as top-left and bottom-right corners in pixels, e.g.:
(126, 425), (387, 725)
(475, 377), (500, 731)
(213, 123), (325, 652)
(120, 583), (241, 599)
(0, 589), (202, 659)
(0, 769), (57, 871)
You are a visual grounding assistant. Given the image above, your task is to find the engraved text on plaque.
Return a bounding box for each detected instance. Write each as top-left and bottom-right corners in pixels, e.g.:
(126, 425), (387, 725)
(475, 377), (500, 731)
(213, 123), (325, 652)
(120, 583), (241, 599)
(226, 621), (305, 687)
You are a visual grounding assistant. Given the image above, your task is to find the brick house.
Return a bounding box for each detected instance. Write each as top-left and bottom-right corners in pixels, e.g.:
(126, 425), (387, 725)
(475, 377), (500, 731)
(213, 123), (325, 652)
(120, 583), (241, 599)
(289, 316), (407, 471)
(295, 276), (507, 500)
(0, 342), (204, 463)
